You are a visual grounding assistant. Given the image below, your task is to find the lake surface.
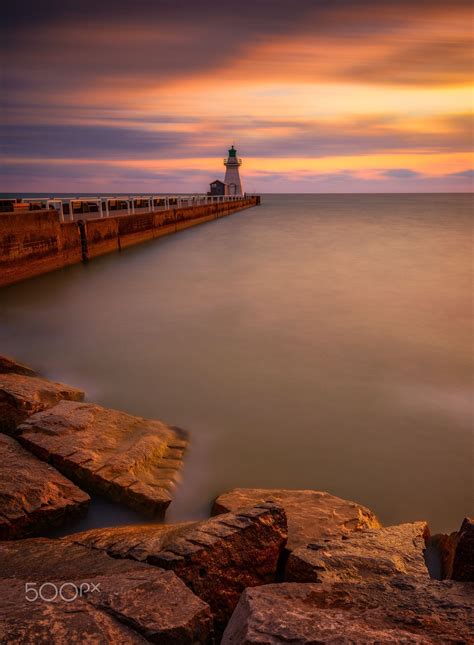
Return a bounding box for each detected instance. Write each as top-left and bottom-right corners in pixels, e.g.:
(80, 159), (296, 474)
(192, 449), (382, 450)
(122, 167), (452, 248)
(1, 194), (472, 534)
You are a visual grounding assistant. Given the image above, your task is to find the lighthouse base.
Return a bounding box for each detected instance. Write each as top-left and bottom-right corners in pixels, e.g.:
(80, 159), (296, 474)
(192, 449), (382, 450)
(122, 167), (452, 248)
(224, 167), (243, 196)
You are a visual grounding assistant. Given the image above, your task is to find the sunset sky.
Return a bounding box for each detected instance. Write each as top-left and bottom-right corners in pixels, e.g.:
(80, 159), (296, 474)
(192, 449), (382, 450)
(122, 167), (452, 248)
(2, 0), (473, 193)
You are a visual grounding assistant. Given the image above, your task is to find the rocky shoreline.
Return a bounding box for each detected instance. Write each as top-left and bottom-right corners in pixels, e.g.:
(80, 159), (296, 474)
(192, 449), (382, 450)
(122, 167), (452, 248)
(0, 354), (472, 643)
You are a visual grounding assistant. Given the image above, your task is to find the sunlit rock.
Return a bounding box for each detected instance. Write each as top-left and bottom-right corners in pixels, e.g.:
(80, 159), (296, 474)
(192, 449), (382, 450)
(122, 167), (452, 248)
(286, 521), (429, 583)
(0, 433), (89, 539)
(63, 502), (287, 633)
(222, 578), (474, 644)
(16, 400), (188, 518)
(0, 355), (37, 376)
(0, 538), (213, 643)
(212, 488), (380, 551)
(0, 372), (84, 435)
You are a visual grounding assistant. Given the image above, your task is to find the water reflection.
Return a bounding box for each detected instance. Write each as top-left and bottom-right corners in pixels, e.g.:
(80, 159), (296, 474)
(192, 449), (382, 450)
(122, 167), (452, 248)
(1, 194), (472, 534)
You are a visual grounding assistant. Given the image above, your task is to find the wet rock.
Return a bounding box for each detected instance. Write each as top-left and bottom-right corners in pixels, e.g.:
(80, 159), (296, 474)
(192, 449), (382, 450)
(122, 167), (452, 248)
(286, 521), (429, 583)
(434, 517), (474, 581)
(0, 538), (213, 644)
(222, 578), (474, 644)
(0, 372), (84, 435)
(212, 488), (380, 551)
(0, 434), (90, 539)
(64, 502), (287, 632)
(0, 354), (37, 376)
(16, 400), (188, 517)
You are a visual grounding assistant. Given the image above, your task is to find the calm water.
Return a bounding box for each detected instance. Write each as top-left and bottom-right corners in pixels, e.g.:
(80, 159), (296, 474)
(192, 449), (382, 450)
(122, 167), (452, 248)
(1, 194), (472, 534)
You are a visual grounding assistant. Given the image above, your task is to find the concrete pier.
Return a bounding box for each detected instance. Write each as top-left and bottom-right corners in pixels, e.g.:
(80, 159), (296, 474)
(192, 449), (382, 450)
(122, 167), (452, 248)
(0, 196), (260, 287)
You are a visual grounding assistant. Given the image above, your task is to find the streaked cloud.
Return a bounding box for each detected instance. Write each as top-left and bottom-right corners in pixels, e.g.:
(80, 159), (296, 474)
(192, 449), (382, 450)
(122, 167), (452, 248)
(2, 0), (473, 192)
(382, 169), (421, 179)
(448, 169), (474, 179)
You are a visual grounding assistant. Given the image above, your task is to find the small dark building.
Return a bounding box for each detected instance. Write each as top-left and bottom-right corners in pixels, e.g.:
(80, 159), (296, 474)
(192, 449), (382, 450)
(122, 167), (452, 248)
(208, 179), (226, 196)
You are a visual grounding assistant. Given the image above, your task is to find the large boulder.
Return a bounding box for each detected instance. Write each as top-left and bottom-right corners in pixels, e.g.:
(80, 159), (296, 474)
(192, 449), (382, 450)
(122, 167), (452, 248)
(0, 372), (84, 435)
(0, 538), (213, 644)
(0, 354), (37, 376)
(212, 488), (380, 551)
(64, 502), (287, 633)
(16, 400), (188, 518)
(222, 578), (474, 644)
(0, 434), (90, 539)
(286, 522), (429, 583)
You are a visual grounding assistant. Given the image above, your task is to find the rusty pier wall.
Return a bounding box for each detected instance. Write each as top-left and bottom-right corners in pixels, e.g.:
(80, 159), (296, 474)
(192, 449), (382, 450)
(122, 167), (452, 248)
(0, 197), (259, 287)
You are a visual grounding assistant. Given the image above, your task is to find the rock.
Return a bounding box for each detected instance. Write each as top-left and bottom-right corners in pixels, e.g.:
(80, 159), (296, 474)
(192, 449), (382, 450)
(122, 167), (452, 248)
(64, 502), (287, 633)
(0, 373), (84, 435)
(452, 517), (474, 581)
(430, 531), (459, 580)
(16, 400), (188, 518)
(0, 354), (37, 376)
(286, 522), (429, 583)
(0, 434), (90, 539)
(0, 582), (151, 645)
(434, 517), (474, 581)
(63, 521), (194, 560)
(0, 538), (213, 644)
(212, 488), (380, 551)
(222, 578), (474, 644)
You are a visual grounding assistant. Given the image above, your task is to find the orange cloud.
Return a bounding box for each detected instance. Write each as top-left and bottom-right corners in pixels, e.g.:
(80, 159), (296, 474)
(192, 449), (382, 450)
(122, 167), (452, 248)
(2, 0), (472, 192)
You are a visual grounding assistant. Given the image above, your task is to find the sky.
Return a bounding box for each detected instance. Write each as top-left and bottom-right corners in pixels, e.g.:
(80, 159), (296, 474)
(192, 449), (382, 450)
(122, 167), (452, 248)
(2, 0), (473, 193)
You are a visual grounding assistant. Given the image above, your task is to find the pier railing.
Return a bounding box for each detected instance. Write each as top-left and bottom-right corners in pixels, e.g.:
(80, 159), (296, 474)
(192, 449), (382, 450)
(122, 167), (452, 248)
(1, 194), (249, 223)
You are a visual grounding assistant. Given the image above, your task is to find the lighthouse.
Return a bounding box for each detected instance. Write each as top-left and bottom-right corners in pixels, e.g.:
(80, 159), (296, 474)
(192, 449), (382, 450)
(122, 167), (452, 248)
(224, 145), (243, 196)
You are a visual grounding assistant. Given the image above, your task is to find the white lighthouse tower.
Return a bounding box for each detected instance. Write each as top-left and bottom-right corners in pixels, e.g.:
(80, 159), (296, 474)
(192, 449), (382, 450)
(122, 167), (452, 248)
(224, 145), (243, 196)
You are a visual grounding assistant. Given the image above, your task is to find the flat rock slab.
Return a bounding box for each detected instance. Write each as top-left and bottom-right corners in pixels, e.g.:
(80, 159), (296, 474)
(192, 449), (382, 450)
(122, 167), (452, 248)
(212, 488), (380, 551)
(286, 521), (429, 583)
(0, 538), (212, 644)
(0, 372), (84, 435)
(0, 434), (90, 539)
(64, 502), (287, 633)
(222, 578), (474, 644)
(0, 355), (37, 376)
(16, 400), (188, 517)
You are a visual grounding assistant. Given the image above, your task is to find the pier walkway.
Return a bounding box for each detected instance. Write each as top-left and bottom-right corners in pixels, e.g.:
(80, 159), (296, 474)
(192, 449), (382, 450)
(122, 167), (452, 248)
(0, 196), (260, 287)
